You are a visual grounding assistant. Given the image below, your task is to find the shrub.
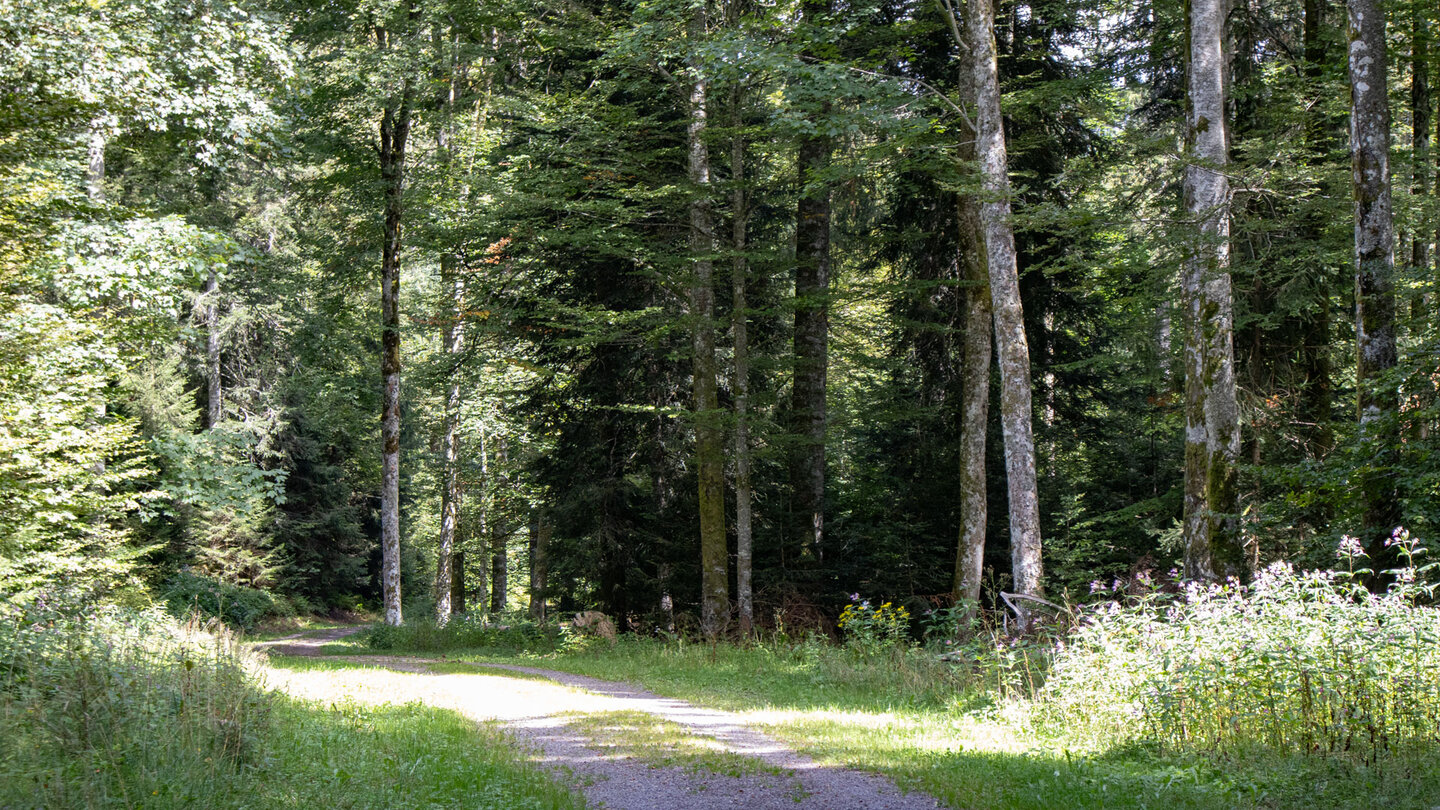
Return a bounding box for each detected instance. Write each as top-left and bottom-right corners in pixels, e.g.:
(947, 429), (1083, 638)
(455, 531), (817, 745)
(364, 613), (560, 653)
(1035, 553), (1440, 763)
(160, 570), (280, 631)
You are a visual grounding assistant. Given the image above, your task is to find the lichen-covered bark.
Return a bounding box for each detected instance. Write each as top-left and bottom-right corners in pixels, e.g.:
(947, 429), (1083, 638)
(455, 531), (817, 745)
(688, 32), (729, 640)
(948, 28), (991, 610)
(377, 39), (412, 626)
(954, 193), (991, 608)
(491, 435), (510, 615)
(967, 0), (1042, 597)
(792, 0), (831, 565)
(731, 107), (754, 637)
(435, 254), (462, 625)
(1181, 0), (1244, 582)
(1347, 0), (1401, 562)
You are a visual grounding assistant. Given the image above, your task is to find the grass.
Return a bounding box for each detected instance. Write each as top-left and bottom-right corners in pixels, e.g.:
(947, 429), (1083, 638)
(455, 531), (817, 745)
(0, 604), (583, 810)
(561, 709), (795, 781)
(360, 633), (1440, 809)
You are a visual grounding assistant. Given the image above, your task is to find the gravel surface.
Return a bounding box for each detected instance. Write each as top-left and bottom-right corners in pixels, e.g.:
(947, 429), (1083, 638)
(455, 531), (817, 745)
(255, 627), (944, 810)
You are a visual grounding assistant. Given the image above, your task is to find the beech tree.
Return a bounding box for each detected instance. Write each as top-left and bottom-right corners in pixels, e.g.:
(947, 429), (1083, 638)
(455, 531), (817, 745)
(963, 0), (1043, 596)
(1180, 0), (1244, 581)
(1347, 0), (1400, 563)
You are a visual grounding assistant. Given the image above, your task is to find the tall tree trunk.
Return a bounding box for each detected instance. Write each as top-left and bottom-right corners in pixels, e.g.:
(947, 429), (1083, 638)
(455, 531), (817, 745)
(377, 34), (413, 626)
(731, 92), (755, 637)
(1181, 0), (1244, 582)
(966, 0), (1042, 596)
(528, 508), (549, 621)
(204, 269), (222, 429)
(942, 11), (992, 610)
(1347, 0), (1401, 565)
(436, 256), (463, 624)
(476, 424), (489, 610)
(688, 13), (729, 640)
(792, 0), (832, 565)
(1413, 8), (1431, 317)
(953, 191), (992, 609)
(452, 550), (466, 614)
(1299, 0), (1334, 460)
(490, 435), (509, 614)
(434, 32), (464, 627)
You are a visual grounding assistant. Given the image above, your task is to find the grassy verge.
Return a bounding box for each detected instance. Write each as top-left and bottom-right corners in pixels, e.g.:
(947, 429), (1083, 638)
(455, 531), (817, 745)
(0, 604), (581, 810)
(354, 636), (1440, 810)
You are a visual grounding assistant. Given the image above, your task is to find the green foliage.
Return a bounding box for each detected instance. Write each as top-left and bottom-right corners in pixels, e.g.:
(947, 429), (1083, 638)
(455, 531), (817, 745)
(1037, 553), (1440, 762)
(0, 597), (582, 809)
(836, 595), (912, 655)
(160, 571), (285, 632)
(0, 303), (155, 603)
(363, 613), (560, 653)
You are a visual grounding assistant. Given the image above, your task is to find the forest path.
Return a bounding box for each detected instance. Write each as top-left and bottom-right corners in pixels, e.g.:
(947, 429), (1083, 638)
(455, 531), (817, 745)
(254, 627), (942, 810)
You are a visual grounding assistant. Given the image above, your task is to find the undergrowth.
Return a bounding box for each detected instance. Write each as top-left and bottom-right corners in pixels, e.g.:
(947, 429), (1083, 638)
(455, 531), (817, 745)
(0, 594), (581, 809)
(363, 612), (562, 653)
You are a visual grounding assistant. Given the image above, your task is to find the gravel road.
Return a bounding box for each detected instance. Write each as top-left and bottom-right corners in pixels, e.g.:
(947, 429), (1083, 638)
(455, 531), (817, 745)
(255, 627), (944, 810)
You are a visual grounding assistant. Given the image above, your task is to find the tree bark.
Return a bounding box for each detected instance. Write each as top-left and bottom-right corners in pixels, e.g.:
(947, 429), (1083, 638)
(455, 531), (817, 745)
(1413, 8), (1431, 314)
(490, 435), (509, 615)
(378, 31), (413, 626)
(967, 0), (1042, 596)
(688, 12), (730, 640)
(792, 0), (832, 565)
(86, 117), (108, 205)
(1347, 0), (1401, 564)
(944, 15), (992, 610)
(730, 93), (754, 637)
(1180, 0), (1245, 582)
(204, 269), (222, 429)
(529, 508), (549, 621)
(436, 254), (462, 625)
(1299, 0), (1334, 460)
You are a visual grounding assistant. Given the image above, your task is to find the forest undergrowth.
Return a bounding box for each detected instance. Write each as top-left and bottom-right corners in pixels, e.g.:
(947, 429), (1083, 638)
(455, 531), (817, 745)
(0, 596), (581, 810)
(366, 540), (1440, 809)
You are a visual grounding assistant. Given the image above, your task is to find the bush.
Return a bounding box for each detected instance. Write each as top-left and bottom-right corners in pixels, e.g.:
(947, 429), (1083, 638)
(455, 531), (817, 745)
(364, 612), (561, 653)
(160, 570), (281, 631)
(1035, 555), (1440, 762)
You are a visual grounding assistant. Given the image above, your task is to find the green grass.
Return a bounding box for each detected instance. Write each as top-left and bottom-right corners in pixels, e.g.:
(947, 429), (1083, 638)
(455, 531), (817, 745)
(0, 606), (582, 810)
(561, 709), (795, 781)
(357, 635), (1440, 810)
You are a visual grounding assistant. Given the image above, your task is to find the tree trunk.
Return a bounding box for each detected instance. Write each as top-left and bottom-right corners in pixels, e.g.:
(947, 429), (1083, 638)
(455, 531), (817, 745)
(1299, 0), (1334, 460)
(378, 31), (413, 626)
(86, 117), (108, 205)
(1180, 0), (1244, 582)
(204, 269), (222, 429)
(944, 16), (992, 610)
(1413, 9), (1431, 316)
(688, 14), (729, 640)
(529, 509), (549, 621)
(490, 435), (509, 615)
(1347, 0), (1401, 564)
(435, 255), (462, 625)
(792, 0), (832, 565)
(731, 95), (754, 637)
(967, 0), (1042, 596)
(452, 550), (466, 614)
(954, 190), (992, 610)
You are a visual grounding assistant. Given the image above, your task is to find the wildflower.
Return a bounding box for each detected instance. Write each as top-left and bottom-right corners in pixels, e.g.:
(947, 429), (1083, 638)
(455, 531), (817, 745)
(1336, 535), (1364, 559)
(1089, 580), (1105, 594)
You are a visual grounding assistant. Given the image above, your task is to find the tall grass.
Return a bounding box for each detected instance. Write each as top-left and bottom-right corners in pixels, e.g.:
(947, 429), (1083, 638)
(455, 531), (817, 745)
(1035, 562), (1440, 762)
(0, 596), (581, 809)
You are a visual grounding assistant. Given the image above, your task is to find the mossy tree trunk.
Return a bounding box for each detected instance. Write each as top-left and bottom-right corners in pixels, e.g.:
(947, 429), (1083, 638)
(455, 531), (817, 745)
(1181, 0), (1244, 582)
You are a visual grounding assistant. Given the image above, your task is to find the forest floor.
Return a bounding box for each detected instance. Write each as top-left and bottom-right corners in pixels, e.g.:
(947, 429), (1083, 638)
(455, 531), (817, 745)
(254, 627), (942, 810)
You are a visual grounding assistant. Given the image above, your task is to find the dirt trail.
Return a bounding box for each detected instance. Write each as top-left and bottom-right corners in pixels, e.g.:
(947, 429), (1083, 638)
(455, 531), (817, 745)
(254, 627), (942, 810)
